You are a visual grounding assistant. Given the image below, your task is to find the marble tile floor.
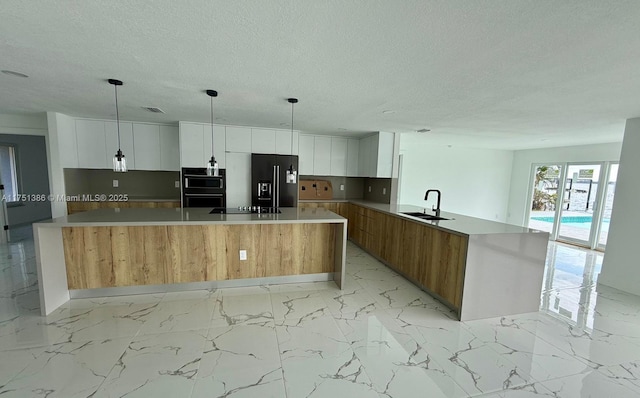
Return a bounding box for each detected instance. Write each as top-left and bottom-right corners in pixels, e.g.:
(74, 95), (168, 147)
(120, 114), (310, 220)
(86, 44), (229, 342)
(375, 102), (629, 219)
(1, 227), (640, 397)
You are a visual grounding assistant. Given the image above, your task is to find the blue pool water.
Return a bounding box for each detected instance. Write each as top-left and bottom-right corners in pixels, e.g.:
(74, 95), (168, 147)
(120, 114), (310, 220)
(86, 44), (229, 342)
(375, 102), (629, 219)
(532, 216), (610, 229)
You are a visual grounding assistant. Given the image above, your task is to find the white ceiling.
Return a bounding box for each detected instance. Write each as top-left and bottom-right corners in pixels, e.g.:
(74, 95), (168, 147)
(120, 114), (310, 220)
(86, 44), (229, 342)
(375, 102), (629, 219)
(1, 1), (639, 149)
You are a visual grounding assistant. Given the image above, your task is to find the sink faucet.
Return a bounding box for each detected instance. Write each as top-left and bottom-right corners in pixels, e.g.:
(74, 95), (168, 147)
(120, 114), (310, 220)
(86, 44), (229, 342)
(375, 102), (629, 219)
(424, 189), (441, 217)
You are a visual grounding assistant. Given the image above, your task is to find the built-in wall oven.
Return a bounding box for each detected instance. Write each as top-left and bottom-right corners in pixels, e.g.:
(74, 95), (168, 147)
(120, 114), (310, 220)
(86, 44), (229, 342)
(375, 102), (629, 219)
(181, 168), (226, 208)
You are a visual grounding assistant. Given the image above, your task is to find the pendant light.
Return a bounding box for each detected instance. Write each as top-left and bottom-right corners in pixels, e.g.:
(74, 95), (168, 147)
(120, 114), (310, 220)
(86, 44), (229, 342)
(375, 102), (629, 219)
(286, 98), (298, 184)
(109, 79), (127, 172)
(206, 89), (219, 176)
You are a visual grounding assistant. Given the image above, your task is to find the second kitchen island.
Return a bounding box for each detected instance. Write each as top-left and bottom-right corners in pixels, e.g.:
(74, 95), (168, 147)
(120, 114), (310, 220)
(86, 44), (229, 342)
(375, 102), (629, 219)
(34, 207), (346, 315)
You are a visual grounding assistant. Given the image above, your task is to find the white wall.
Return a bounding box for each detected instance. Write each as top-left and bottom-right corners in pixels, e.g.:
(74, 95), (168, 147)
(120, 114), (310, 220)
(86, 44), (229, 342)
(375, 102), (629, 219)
(599, 118), (640, 295)
(0, 113), (47, 136)
(46, 112), (74, 218)
(398, 134), (514, 222)
(506, 142), (622, 226)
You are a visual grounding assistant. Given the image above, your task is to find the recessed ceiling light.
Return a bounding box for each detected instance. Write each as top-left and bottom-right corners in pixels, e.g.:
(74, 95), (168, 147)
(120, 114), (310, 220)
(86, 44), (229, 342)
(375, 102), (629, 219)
(382, 110), (396, 114)
(417, 129), (431, 133)
(1, 70), (29, 78)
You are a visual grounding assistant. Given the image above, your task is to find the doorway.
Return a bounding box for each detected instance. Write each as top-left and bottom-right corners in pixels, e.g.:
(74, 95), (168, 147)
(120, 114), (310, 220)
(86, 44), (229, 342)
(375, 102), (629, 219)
(527, 162), (618, 251)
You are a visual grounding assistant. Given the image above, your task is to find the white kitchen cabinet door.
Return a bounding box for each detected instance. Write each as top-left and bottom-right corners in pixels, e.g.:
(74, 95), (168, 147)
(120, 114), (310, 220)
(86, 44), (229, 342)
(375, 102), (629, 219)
(203, 124), (226, 168)
(313, 136), (332, 176)
(76, 119), (107, 169)
(133, 123), (161, 170)
(330, 137), (347, 176)
(225, 152), (252, 207)
(159, 125), (180, 171)
(58, 123), (79, 168)
(251, 129), (276, 154)
(179, 122), (205, 168)
(368, 134), (379, 177)
(105, 121), (135, 169)
(225, 126), (252, 153)
(275, 130), (297, 155)
(298, 134), (315, 175)
(358, 135), (371, 177)
(346, 138), (359, 177)
(376, 131), (394, 178)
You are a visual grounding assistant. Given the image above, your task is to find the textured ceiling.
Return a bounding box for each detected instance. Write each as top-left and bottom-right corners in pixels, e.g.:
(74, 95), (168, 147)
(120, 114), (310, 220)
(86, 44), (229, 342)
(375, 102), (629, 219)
(1, 1), (639, 149)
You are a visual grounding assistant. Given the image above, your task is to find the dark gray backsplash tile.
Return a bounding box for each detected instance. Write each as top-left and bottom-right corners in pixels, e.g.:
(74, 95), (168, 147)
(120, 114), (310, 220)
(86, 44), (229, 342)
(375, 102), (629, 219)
(64, 169), (181, 199)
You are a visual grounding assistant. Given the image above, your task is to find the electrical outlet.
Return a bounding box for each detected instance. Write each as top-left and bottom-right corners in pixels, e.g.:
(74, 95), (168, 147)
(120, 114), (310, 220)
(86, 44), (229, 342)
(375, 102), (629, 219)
(175, 180), (180, 188)
(340, 184), (344, 191)
(383, 188), (387, 195)
(239, 250), (247, 261)
(368, 186), (372, 192)
(112, 179), (119, 188)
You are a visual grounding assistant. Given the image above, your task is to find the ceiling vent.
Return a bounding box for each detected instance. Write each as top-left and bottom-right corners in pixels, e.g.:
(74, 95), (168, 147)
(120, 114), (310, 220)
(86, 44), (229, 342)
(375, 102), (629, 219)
(142, 106), (165, 114)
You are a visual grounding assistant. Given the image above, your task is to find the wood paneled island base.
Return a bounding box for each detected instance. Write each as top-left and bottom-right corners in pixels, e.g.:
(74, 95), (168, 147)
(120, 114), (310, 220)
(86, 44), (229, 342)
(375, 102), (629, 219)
(34, 207), (347, 315)
(63, 223), (336, 289)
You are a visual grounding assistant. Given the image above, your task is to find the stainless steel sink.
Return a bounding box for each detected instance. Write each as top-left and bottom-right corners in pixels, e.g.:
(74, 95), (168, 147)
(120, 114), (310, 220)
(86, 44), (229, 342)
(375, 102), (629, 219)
(402, 212), (449, 221)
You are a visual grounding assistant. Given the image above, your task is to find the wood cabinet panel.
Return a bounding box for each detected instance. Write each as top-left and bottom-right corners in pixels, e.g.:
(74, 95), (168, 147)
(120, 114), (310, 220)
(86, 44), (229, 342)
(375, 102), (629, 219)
(347, 203), (467, 314)
(63, 223), (338, 289)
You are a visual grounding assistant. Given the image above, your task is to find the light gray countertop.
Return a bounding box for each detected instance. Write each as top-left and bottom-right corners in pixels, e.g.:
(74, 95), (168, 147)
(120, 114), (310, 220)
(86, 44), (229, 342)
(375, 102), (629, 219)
(35, 207), (346, 227)
(349, 200), (541, 236)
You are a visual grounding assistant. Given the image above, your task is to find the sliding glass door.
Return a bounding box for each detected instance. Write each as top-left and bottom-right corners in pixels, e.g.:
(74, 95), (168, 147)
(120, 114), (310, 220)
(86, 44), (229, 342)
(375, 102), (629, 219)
(527, 162), (617, 251)
(557, 164), (602, 246)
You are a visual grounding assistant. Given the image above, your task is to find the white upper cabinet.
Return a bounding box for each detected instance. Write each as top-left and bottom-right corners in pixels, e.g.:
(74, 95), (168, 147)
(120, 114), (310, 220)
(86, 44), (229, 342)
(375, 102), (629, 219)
(179, 122), (205, 168)
(330, 137), (347, 176)
(375, 131), (394, 178)
(313, 136), (332, 176)
(346, 138), (359, 177)
(133, 123), (160, 170)
(76, 119), (107, 169)
(105, 121), (135, 169)
(179, 122), (226, 169)
(275, 130), (298, 155)
(251, 129), (276, 154)
(159, 125), (180, 171)
(203, 124), (226, 168)
(298, 134), (315, 175)
(356, 132), (394, 178)
(225, 126), (252, 153)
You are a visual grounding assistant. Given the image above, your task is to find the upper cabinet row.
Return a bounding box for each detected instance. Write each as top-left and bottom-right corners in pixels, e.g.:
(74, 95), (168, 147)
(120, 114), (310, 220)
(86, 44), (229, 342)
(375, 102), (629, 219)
(299, 132), (394, 178)
(61, 119), (179, 170)
(179, 123), (299, 168)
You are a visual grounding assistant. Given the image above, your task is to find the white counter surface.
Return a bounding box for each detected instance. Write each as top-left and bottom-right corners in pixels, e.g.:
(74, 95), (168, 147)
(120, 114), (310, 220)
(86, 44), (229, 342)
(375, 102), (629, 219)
(35, 207), (345, 227)
(350, 200), (540, 236)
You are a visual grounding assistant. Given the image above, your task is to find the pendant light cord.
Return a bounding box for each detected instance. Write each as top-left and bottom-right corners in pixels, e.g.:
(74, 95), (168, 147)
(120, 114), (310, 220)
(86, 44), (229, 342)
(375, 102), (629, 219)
(290, 101), (294, 161)
(211, 97), (215, 159)
(114, 84), (121, 151)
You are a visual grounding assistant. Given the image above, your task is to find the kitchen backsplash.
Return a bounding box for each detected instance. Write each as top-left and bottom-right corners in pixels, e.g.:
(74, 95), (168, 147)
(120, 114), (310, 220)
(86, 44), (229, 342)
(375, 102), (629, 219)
(363, 178), (392, 204)
(64, 169), (181, 199)
(300, 176), (365, 200)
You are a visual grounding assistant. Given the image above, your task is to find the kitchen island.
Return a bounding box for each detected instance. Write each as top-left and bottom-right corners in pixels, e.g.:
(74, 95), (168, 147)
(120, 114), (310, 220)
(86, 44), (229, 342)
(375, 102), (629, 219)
(305, 200), (549, 321)
(33, 207), (346, 315)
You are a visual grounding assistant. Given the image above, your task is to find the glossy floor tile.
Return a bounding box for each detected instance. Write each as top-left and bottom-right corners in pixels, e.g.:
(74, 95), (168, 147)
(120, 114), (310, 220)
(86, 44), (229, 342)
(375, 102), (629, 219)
(1, 227), (640, 397)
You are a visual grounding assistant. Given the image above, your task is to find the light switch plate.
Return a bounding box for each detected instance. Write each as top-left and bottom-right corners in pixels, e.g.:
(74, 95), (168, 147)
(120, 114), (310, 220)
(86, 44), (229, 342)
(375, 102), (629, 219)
(340, 184), (344, 191)
(175, 180), (180, 188)
(368, 186), (372, 192)
(239, 250), (247, 261)
(112, 179), (119, 188)
(383, 188), (387, 195)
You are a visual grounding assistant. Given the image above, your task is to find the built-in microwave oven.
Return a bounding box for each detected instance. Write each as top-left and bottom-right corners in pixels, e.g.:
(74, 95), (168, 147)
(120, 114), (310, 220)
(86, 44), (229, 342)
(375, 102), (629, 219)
(181, 168), (226, 208)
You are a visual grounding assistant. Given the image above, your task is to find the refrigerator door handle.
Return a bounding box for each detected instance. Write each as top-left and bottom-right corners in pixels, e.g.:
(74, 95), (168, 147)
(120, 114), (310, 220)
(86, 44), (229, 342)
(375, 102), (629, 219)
(276, 165), (280, 208)
(272, 165), (277, 208)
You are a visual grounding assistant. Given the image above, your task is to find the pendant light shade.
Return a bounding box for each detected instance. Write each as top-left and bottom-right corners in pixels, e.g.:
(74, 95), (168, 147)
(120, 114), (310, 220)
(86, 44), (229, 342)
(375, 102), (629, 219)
(109, 79), (127, 172)
(206, 89), (219, 176)
(286, 98), (298, 184)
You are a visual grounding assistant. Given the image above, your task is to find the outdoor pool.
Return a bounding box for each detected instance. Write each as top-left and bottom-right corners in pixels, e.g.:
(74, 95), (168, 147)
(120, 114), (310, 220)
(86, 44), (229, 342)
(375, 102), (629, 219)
(531, 216), (610, 228)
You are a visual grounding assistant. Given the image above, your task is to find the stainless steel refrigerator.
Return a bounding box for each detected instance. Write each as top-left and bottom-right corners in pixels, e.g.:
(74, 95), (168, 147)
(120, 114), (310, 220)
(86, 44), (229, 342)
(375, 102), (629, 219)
(251, 154), (299, 208)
